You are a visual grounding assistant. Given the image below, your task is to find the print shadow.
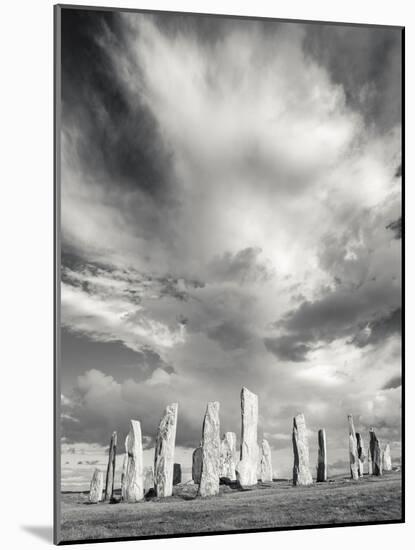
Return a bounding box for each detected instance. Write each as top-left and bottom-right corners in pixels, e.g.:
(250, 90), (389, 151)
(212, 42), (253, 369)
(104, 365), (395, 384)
(21, 525), (53, 543)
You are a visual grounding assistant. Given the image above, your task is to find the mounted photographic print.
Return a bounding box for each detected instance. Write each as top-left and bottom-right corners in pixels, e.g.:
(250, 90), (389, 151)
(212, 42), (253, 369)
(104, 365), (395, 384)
(54, 4), (404, 545)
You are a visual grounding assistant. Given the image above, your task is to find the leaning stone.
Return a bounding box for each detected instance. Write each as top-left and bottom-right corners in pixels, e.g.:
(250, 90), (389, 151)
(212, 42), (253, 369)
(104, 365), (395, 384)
(316, 429), (327, 482)
(356, 433), (366, 477)
(198, 401), (221, 497)
(173, 463), (182, 485)
(104, 431), (117, 501)
(192, 445), (203, 484)
(292, 413), (313, 486)
(220, 432), (237, 481)
(348, 415), (359, 480)
(382, 443), (392, 471)
(260, 439), (273, 482)
(124, 420), (144, 502)
(89, 468), (104, 503)
(369, 428), (383, 476)
(154, 403), (178, 497)
(236, 387), (259, 487)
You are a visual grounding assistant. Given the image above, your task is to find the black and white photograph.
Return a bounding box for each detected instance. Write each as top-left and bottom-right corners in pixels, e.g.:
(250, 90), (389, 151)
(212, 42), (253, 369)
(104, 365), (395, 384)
(55, 4), (403, 545)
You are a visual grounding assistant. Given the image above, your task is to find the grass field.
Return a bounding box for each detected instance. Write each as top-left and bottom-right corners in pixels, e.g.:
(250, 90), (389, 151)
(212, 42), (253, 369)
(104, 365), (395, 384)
(59, 471), (402, 543)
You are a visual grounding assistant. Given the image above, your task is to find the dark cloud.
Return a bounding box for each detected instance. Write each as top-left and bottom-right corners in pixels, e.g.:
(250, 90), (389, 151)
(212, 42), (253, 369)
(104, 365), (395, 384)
(61, 329), (174, 387)
(265, 286), (400, 361)
(304, 25), (402, 132)
(382, 375), (401, 390)
(207, 320), (253, 351)
(264, 335), (312, 362)
(350, 308), (401, 348)
(386, 217), (402, 239)
(61, 8), (176, 202)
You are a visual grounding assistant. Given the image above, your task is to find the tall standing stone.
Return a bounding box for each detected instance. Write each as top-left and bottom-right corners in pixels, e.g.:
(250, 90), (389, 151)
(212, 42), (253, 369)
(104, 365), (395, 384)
(367, 436), (373, 475)
(121, 434), (129, 500)
(348, 415), (359, 480)
(104, 431), (117, 501)
(88, 468), (104, 503)
(236, 387), (259, 487)
(382, 443), (392, 471)
(369, 428), (383, 476)
(316, 429), (327, 482)
(198, 401), (221, 497)
(154, 403), (178, 498)
(292, 413), (313, 486)
(173, 463), (182, 485)
(220, 432), (237, 481)
(124, 420), (144, 502)
(367, 432), (373, 476)
(260, 439), (273, 482)
(192, 445), (203, 484)
(356, 433), (366, 477)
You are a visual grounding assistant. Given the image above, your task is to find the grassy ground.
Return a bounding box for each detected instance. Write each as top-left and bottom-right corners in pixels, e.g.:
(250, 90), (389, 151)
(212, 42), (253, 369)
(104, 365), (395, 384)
(59, 471), (402, 543)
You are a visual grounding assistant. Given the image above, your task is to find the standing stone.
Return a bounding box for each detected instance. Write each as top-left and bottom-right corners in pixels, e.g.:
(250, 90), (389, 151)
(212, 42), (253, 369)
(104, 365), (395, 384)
(173, 463), (182, 485)
(124, 420), (144, 502)
(292, 413), (313, 486)
(260, 439), (273, 482)
(382, 443), (392, 471)
(369, 428), (383, 476)
(198, 401), (221, 497)
(256, 444), (262, 481)
(220, 432), (237, 481)
(88, 468), (104, 503)
(144, 467), (154, 494)
(154, 403), (178, 498)
(356, 433), (366, 477)
(348, 415), (359, 480)
(316, 429), (327, 482)
(236, 387), (259, 487)
(104, 431), (117, 501)
(121, 434), (129, 500)
(192, 445), (203, 484)
(367, 437), (373, 475)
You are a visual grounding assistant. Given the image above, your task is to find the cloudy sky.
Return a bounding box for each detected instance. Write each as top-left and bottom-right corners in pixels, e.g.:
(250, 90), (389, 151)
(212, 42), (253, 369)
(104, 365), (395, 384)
(59, 8), (402, 489)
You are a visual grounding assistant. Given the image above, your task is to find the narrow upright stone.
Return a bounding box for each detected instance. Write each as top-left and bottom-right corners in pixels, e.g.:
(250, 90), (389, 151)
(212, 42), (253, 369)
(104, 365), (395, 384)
(356, 433), (366, 477)
(121, 434), (129, 501)
(369, 428), (383, 476)
(88, 468), (104, 503)
(382, 443), (392, 471)
(192, 445), (203, 484)
(348, 415), (359, 480)
(220, 432), (237, 481)
(198, 401), (221, 497)
(154, 403), (178, 497)
(124, 420), (144, 502)
(173, 463), (182, 485)
(104, 431), (117, 501)
(260, 439), (273, 482)
(236, 387), (259, 487)
(367, 437), (373, 475)
(316, 429), (327, 482)
(292, 413), (313, 486)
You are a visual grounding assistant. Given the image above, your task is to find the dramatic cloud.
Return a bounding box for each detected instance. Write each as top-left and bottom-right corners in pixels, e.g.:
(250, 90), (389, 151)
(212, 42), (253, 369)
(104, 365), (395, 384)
(386, 217), (402, 239)
(59, 8), (402, 483)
